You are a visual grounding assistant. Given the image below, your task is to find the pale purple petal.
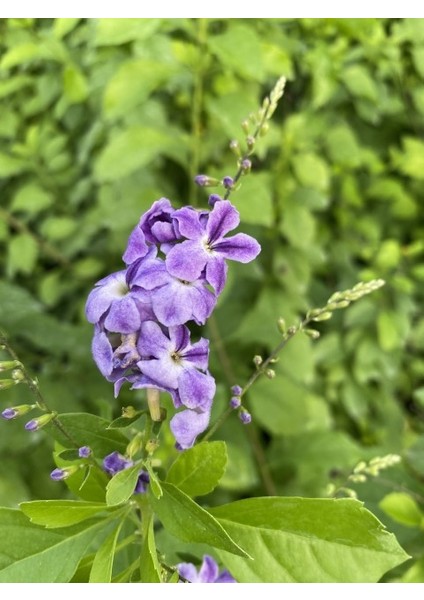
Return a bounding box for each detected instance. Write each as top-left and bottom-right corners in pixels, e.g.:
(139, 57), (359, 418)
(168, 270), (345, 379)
(103, 451), (133, 475)
(104, 297), (141, 333)
(122, 226), (148, 265)
(92, 327), (113, 377)
(85, 271), (128, 323)
(150, 221), (176, 244)
(205, 257), (227, 295)
(138, 321), (172, 357)
(177, 563), (199, 582)
(189, 285), (216, 325)
(170, 409), (211, 449)
(199, 556), (219, 583)
(172, 206), (204, 239)
(178, 370), (215, 411)
(181, 337), (209, 371)
(215, 571), (236, 583)
(130, 256), (170, 291)
(169, 325), (190, 353)
(152, 284), (194, 326)
(206, 200), (240, 244)
(138, 357), (181, 389)
(213, 232), (261, 263)
(139, 198), (176, 244)
(166, 239), (207, 282)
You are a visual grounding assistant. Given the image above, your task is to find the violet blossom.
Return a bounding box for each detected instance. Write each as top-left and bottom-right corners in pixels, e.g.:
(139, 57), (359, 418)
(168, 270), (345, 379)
(177, 555), (236, 583)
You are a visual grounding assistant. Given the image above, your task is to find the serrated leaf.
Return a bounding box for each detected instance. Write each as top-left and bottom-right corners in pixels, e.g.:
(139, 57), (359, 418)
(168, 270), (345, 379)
(94, 126), (171, 182)
(89, 519), (124, 582)
(0, 508), (107, 583)
(149, 482), (249, 558)
(210, 497), (409, 583)
(20, 500), (111, 528)
(166, 441), (227, 497)
(106, 463), (142, 506)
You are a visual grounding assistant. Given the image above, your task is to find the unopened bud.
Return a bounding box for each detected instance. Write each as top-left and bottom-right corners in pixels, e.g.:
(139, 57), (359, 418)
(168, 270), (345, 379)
(277, 318), (286, 334)
(122, 405), (137, 418)
(229, 140), (241, 157)
(11, 368), (25, 381)
(126, 433), (143, 458)
(2, 404), (35, 420)
(78, 446), (92, 458)
(241, 158), (251, 173)
(194, 174), (219, 187)
(311, 311), (332, 322)
(208, 194), (222, 207)
(265, 369), (276, 379)
(231, 385), (242, 396)
(246, 135), (255, 150)
(230, 396), (241, 409)
(259, 122), (269, 137)
(239, 409), (252, 425)
(304, 328), (320, 340)
(0, 379), (18, 391)
(50, 466), (79, 481)
(253, 355), (263, 367)
(0, 360), (22, 373)
(145, 438), (160, 455)
(327, 300), (350, 310)
(222, 176), (234, 189)
(241, 120), (250, 134)
(25, 411), (57, 431)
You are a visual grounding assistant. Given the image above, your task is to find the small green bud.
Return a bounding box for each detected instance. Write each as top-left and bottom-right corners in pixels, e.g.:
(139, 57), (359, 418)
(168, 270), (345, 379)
(229, 139), (241, 157)
(265, 369), (276, 379)
(311, 311), (332, 322)
(0, 379), (18, 391)
(126, 433), (143, 459)
(241, 120), (250, 134)
(348, 473), (367, 483)
(145, 438), (160, 455)
(304, 328), (320, 340)
(122, 405), (137, 418)
(246, 135), (255, 150)
(25, 411), (57, 431)
(259, 122), (269, 137)
(326, 300), (350, 310)
(253, 355), (263, 367)
(0, 360), (22, 373)
(11, 368), (25, 381)
(277, 317), (286, 334)
(287, 326), (297, 335)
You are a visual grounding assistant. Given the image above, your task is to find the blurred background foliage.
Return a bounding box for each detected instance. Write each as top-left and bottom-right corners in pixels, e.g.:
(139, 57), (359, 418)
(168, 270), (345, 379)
(0, 18), (424, 581)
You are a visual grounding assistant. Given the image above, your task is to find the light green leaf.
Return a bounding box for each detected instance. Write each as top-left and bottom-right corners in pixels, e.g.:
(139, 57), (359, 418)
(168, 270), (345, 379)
(20, 500), (111, 528)
(208, 24), (264, 80)
(237, 173), (273, 227)
(210, 497), (409, 583)
(379, 493), (423, 528)
(0, 43), (45, 70)
(106, 463), (142, 506)
(377, 310), (405, 352)
(94, 126), (171, 182)
(11, 183), (53, 214)
(140, 516), (161, 583)
(145, 463), (162, 499)
(0, 76), (33, 99)
(40, 216), (77, 241)
(149, 482), (249, 558)
(95, 19), (161, 46)
(63, 65), (88, 104)
(292, 152), (329, 191)
(7, 233), (38, 277)
(89, 520), (124, 582)
(53, 18), (80, 39)
(0, 152), (27, 177)
(281, 203), (316, 249)
(167, 441), (227, 497)
(0, 508), (107, 583)
(103, 59), (173, 119)
(325, 124), (361, 167)
(342, 65), (379, 102)
(392, 137), (424, 180)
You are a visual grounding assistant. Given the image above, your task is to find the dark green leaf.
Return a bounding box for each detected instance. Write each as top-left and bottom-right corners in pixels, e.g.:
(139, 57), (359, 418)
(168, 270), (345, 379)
(20, 500), (112, 528)
(89, 519), (124, 582)
(106, 463), (142, 506)
(140, 516), (161, 583)
(149, 482), (249, 558)
(166, 441), (227, 497)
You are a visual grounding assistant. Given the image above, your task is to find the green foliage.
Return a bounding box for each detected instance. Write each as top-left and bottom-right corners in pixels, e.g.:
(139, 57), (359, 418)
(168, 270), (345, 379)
(0, 17), (422, 582)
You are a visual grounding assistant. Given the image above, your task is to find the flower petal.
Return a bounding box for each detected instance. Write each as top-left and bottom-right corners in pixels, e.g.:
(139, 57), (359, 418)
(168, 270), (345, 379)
(172, 206), (204, 239)
(122, 225), (148, 265)
(213, 232), (261, 263)
(199, 555), (219, 583)
(152, 284), (194, 327)
(104, 296), (141, 333)
(177, 563), (199, 583)
(189, 284), (216, 325)
(178, 369), (215, 411)
(138, 321), (171, 357)
(206, 200), (240, 244)
(170, 409), (211, 449)
(85, 271), (128, 323)
(205, 256), (227, 295)
(181, 337), (209, 371)
(166, 239), (207, 282)
(92, 327), (113, 377)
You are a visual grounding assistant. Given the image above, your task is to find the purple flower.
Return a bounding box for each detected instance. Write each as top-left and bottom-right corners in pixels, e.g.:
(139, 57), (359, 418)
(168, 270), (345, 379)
(78, 446), (92, 458)
(129, 251), (216, 326)
(2, 408), (19, 420)
(230, 397), (241, 409)
(123, 198), (179, 263)
(231, 385), (242, 396)
(103, 451), (133, 476)
(239, 409), (252, 424)
(137, 322), (215, 412)
(134, 470), (150, 494)
(170, 408), (211, 450)
(177, 555), (236, 583)
(91, 326), (142, 379)
(85, 269), (153, 334)
(166, 200), (261, 294)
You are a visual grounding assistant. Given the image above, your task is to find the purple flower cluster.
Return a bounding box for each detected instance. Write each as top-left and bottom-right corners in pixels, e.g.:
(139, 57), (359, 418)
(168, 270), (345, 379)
(177, 555), (236, 583)
(103, 451), (150, 494)
(86, 197), (260, 449)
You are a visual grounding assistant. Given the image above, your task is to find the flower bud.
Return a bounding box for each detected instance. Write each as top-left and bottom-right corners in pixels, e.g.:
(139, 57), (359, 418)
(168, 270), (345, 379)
(241, 120), (250, 134)
(265, 369), (276, 379)
(145, 438), (160, 455)
(222, 176), (234, 189)
(239, 409), (252, 425)
(126, 432), (143, 458)
(50, 466), (78, 481)
(253, 355), (263, 367)
(259, 122), (269, 137)
(194, 174), (220, 187)
(277, 317), (286, 334)
(25, 411), (57, 431)
(0, 360), (22, 373)
(78, 446), (92, 458)
(11, 368), (25, 382)
(231, 385), (242, 396)
(311, 311), (332, 322)
(229, 140), (241, 157)
(208, 194), (222, 207)
(2, 404), (35, 420)
(241, 159), (251, 173)
(246, 135), (255, 150)
(304, 328), (320, 340)
(230, 396), (241, 409)
(0, 379), (18, 391)
(122, 405), (137, 418)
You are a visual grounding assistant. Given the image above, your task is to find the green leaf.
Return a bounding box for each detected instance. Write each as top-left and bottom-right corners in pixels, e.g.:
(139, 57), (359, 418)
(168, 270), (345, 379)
(7, 233), (38, 276)
(210, 497), (409, 583)
(20, 500), (111, 528)
(0, 508), (107, 583)
(140, 516), (161, 583)
(208, 24), (264, 80)
(377, 310), (405, 352)
(11, 183), (53, 214)
(392, 137), (424, 180)
(94, 19), (161, 46)
(291, 152), (330, 191)
(166, 441), (227, 497)
(0, 152), (27, 177)
(149, 482), (249, 558)
(89, 519), (124, 582)
(379, 492), (423, 528)
(342, 65), (379, 102)
(63, 65), (88, 104)
(0, 43), (46, 70)
(53, 18), (80, 39)
(145, 463), (163, 499)
(237, 173), (273, 227)
(40, 216), (77, 241)
(103, 59), (173, 120)
(106, 463), (142, 506)
(325, 124), (361, 168)
(94, 126), (171, 182)
(45, 413), (128, 456)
